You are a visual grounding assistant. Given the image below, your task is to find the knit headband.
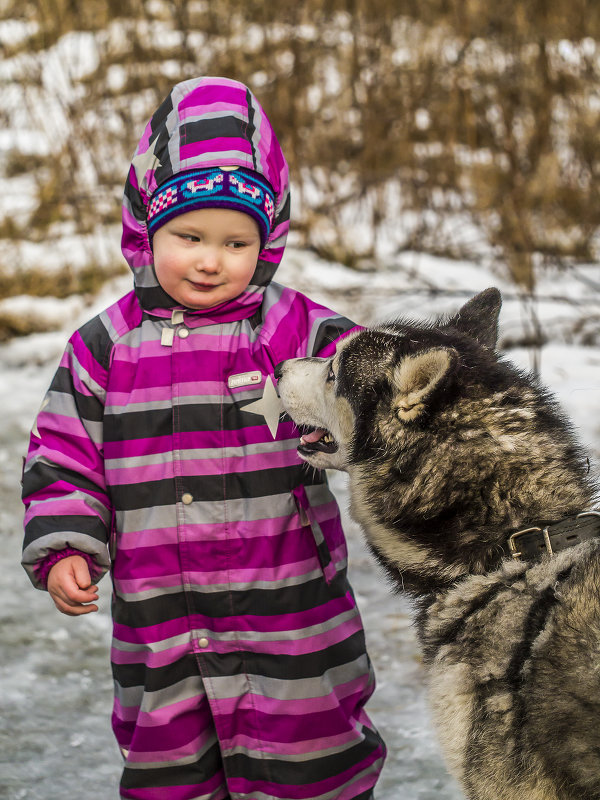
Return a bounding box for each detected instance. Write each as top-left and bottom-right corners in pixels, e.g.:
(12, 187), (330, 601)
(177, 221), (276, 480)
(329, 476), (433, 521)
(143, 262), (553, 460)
(147, 167), (276, 247)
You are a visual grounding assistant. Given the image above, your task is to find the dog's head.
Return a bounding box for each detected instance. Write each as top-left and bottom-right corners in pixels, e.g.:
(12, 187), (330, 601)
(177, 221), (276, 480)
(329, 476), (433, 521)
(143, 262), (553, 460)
(278, 288), (597, 590)
(276, 288), (502, 472)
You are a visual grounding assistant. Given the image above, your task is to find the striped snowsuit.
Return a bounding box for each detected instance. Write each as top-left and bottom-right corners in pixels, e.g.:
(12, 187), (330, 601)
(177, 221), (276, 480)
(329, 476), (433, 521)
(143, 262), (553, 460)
(22, 77), (385, 799)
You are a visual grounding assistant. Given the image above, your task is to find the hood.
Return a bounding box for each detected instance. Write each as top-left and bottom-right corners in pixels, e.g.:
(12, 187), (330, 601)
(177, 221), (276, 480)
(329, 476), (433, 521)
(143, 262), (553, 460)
(121, 77), (290, 317)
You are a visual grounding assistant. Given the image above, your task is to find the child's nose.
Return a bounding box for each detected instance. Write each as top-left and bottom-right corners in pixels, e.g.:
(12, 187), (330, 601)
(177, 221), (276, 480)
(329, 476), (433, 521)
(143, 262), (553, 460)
(196, 247), (220, 272)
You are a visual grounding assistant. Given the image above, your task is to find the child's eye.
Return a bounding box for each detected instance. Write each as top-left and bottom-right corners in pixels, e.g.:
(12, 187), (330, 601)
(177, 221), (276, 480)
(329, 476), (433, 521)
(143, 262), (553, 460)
(180, 234), (200, 242)
(228, 241), (248, 249)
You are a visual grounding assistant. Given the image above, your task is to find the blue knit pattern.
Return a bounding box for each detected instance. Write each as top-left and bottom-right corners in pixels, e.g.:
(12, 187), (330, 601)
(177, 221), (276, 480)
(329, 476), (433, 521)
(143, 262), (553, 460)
(147, 167), (275, 246)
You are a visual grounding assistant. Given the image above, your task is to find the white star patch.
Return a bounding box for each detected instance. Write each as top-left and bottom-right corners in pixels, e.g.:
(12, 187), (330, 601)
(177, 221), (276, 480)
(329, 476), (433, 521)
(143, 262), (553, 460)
(243, 375), (285, 439)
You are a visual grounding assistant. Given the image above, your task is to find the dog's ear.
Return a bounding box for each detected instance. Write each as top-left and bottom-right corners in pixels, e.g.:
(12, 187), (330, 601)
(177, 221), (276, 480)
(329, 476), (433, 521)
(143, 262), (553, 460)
(392, 348), (457, 422)
(446, 287), (501, 350)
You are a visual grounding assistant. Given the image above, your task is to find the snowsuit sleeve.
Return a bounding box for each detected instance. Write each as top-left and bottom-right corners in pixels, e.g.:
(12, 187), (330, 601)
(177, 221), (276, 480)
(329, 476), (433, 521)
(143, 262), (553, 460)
(21, 316), (113, 590)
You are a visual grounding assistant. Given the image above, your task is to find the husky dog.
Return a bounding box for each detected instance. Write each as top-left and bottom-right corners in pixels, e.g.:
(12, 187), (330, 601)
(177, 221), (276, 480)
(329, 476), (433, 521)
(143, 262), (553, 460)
(275, 289), (600, 800)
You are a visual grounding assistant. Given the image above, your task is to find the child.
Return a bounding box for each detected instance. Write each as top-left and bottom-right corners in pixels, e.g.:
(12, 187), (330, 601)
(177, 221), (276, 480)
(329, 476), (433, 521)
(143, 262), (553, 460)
(22, 76), (386, 800)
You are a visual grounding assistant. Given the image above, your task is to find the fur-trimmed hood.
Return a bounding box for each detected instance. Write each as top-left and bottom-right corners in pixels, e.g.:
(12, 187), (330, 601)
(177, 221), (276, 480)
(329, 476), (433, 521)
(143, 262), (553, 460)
(121, 76), (290, 318)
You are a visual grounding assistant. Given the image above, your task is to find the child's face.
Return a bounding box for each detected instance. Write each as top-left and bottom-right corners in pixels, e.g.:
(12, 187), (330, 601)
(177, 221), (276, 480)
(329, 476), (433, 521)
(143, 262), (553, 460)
(152, 207), (261, 310)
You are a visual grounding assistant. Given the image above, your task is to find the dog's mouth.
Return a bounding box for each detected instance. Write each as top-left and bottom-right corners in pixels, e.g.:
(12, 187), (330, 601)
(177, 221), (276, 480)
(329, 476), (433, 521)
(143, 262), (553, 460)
(298, 427), (338, 455)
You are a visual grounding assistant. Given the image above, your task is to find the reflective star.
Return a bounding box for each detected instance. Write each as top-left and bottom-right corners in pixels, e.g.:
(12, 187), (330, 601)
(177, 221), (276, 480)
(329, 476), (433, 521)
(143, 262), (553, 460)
(243, 375), (285, 439)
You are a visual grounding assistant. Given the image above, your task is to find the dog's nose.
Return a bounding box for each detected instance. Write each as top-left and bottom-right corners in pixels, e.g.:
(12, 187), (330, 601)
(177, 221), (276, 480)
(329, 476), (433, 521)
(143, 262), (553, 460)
(274, 361), (287, 380)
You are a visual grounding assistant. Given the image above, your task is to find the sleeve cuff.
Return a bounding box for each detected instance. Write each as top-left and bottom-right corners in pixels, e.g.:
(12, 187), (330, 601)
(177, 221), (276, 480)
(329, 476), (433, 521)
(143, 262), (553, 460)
(35, 548), (103, 590)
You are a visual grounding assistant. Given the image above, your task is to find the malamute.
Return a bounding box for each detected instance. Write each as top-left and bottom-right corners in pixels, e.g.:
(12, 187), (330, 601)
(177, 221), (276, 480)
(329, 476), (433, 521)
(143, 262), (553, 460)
(276, 289), (600, 800)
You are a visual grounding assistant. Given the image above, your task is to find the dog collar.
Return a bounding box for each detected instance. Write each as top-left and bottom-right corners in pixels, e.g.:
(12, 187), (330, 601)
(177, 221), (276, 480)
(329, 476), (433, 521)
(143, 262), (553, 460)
(505, 511), (600, 561)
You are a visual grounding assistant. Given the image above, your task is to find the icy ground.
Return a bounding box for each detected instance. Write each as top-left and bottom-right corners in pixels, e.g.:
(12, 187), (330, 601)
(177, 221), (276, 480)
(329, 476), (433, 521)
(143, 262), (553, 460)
(1, 248), (599, 799)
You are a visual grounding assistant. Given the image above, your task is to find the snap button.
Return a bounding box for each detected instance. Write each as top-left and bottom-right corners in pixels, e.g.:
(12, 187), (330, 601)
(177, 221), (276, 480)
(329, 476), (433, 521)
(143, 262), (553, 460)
(177, 327), (190, 339)
(181, 493), (193, 505)
(198, 637), (209, 648)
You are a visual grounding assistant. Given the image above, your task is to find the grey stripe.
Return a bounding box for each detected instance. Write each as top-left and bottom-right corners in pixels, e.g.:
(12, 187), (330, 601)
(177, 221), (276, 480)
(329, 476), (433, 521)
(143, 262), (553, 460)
(27, 489), (111, 525)
(188, 607), (359, 644)
(105, 439), (299, 470)
(248, 89), (264, 173)
(224, 735), (360, 763)
(25, 389), (103, 445)
(124, 731), (218, 771)
(131, 268), (160, 288)
(114, 675), (206, 712)
(98, 308), (122, 344)
(22, 530), (110, 585)
(113, 631), (190, 654)
(119, 492), (306, 533)
(210, 654), (372, 701)
(114, 566), (329, 603)
(66, 341), (107, 403)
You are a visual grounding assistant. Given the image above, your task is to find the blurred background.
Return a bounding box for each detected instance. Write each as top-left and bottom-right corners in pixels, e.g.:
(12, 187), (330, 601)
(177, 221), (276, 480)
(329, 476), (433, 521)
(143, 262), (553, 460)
(1, 0), (599, 345)
(1, 4), (600, 798)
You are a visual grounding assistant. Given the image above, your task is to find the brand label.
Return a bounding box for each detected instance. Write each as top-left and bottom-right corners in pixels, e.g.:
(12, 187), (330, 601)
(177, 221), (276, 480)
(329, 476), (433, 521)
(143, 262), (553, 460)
(227, 371), (263, 389)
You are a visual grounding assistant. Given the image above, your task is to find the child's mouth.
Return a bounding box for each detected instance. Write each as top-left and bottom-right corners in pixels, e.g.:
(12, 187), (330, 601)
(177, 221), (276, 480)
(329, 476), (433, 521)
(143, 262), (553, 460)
(189, 281), (219, 291)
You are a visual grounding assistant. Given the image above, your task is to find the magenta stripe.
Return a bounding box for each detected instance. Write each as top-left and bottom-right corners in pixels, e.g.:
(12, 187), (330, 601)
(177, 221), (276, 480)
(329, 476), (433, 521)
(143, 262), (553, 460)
(38, 430), (103, 470)
(113, 556), (318, 595)
(207, 679), (370, 720)
(112, 572), (184, 597)
(24, 495), (106, 526)
(124, 711), (212, 757)
(214, 695), (368, 743)
(120, 773), (227, 800)
(114, 530), (317, 581)
(69, 330), (108, 383)
(111, 639), (190, 666)
(178, 82), (247, 111)
(117, 512), (314, 547)
(227, 727), (361, 757)
(25, 479), (108, 506)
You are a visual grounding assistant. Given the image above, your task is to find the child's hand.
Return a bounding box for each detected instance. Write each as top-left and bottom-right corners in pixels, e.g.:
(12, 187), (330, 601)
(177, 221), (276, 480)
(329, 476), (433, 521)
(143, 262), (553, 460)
(47, 555), (99, 616)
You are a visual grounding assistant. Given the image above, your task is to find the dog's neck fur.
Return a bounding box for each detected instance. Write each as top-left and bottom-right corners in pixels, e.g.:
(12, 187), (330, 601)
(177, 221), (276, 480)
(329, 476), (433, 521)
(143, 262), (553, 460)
(348, 383), (596, 598)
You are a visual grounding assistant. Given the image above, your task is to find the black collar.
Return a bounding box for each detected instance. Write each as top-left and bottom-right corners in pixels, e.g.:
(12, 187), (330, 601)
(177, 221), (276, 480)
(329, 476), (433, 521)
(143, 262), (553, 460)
(504, 512), (600, 562)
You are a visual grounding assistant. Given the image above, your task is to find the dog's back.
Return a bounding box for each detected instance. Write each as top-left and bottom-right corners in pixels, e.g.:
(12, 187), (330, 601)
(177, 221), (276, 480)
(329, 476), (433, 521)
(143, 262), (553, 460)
(423, 539), (600, 800)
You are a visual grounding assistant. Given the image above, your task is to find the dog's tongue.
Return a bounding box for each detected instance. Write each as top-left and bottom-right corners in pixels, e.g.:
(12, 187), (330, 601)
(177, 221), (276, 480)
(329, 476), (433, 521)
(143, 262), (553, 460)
(300, 429), (326, 444)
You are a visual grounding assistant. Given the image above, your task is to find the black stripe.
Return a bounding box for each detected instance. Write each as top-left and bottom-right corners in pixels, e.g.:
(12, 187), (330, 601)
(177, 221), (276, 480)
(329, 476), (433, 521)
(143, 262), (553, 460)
(23, 514), (108, 550)
(120, 742), (223, 790)
(507, 565), (574, 732)
(226, 725), (381, 784)
(181, 116), (252, 146)
(245, 87), (257, 170)
(112, 629), (368, 691)
(112, 572), (349, 628)
(312, 316), (355, 356)
(104, 397), (302, 439)
(22, 460), (107, 500)
(420, 569), (528, 664)
(109, 464), (323, 510)
(78, 313), (114, 371)
(50, 367), (105, 421)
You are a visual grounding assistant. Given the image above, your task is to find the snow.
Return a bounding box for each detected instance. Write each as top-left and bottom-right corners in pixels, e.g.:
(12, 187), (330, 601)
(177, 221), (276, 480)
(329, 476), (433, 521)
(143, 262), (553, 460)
(1, 247), (598, 799)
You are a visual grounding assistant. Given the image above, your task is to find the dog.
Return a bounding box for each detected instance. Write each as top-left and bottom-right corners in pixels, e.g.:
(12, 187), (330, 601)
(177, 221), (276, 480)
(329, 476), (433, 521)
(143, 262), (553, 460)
(275, 288), (600, 800)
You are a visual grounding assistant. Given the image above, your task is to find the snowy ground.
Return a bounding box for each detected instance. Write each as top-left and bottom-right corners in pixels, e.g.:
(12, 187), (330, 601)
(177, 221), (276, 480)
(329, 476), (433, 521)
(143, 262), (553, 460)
(1, 248), (599, 799)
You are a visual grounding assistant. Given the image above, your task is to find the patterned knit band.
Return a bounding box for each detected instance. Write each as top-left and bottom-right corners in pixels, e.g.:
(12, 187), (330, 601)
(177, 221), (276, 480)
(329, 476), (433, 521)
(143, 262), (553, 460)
(147, 167), (275, 247)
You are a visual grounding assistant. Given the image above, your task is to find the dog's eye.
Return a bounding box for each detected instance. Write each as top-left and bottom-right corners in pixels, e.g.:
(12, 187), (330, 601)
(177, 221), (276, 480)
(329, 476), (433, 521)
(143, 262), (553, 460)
(326, 364), (335, 382)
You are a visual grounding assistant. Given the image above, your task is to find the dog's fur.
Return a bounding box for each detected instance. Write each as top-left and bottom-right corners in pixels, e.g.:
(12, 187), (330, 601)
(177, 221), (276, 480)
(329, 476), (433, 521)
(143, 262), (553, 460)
(276, 289), (600, 800)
